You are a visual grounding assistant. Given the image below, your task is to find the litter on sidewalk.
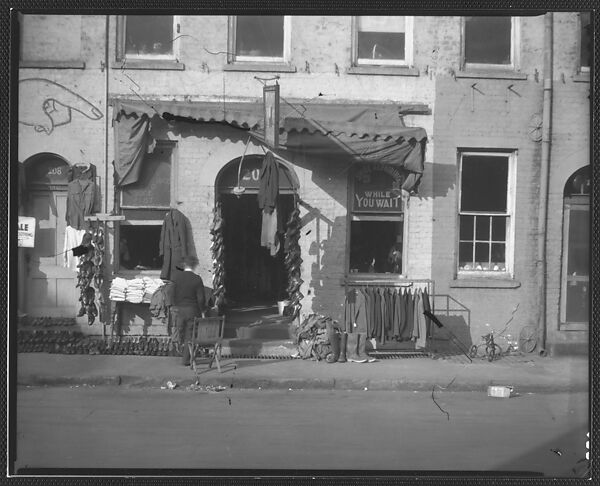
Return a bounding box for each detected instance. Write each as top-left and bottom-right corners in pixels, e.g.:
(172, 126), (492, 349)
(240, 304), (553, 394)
(487, 385), (514, 398)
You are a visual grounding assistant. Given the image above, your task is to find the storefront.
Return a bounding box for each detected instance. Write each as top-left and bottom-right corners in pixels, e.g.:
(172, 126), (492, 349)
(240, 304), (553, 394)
(107, 98), (429, 339)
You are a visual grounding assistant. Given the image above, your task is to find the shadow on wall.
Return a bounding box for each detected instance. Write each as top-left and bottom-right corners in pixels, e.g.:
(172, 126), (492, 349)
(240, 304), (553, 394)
(306, 213), (347, 321)
(119, 303), (154, 336)
(428, 294), (473, 355)
(417, 161), (457, 201)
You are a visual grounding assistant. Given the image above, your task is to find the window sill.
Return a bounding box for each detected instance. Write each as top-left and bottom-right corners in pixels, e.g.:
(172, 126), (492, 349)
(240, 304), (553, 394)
(573, 72), (590, 83)
(347, 65), (420, 77)
(558, 322), (588, 331)
(113, 270), (163, 278)
(450, 277), (521, 289)
(111, 59), (185, 71)
(455, 70), (528, 81)
(20, 60), (86, 69)
(224, 62), (297, 73)
(343, 275), (409, 285)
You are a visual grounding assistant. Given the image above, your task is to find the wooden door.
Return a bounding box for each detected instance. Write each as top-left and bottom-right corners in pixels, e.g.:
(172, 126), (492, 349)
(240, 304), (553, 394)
(25, 189), (79, 317)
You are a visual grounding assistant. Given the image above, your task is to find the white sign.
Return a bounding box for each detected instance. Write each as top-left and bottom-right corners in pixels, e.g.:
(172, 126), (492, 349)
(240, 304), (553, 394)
(18, 216), (36, 248)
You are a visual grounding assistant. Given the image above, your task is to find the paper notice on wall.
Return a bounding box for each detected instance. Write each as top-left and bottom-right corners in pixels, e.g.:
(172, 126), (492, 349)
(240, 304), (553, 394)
(18, 216), (36, 248)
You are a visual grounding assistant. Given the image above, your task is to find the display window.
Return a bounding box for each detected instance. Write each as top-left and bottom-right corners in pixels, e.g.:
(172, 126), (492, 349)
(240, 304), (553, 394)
(348, 165), (405, 276)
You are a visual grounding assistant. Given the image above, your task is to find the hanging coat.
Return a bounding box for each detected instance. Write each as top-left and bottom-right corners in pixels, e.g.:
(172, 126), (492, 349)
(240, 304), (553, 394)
(414, 289), (428, 349)
(257, 151), (279, 214)
(159, 209), (188, 280)
(360, 288), (372, 338)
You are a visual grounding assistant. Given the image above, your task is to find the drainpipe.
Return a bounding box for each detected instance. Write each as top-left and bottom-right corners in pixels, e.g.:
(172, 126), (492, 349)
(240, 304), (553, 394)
(536, 12), (553, 356)
(104, 15), (110, 214)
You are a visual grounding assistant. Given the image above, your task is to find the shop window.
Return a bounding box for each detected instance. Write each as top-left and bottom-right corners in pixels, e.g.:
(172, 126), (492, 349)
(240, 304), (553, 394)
(353, 16), (413, 66)
(458, 152), (515, 275)
(229, 16), (291, 62)
(117, 141), (176, 273)
(560, 166), (590, 328)
(463, 16), (518, 69)
(348, 165), (405, 276)
(580, 12), (591, 72)
(117, 15), (178, 61)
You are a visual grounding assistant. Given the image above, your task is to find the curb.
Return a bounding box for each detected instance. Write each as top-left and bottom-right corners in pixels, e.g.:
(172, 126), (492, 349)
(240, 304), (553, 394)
(17, 374), (588, 393)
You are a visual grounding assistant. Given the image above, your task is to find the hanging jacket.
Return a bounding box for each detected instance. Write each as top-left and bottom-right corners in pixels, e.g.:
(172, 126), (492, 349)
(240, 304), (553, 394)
(66, 179), (96, 230)
(159, 209), (188, 280)
(149, 284), (170, 322)
(257, 151), (279, 214)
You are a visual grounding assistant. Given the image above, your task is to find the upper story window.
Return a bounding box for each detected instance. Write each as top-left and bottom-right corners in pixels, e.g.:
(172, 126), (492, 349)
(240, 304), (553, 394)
(580, 12), (591, 72)
(353, 16), (413, 66)
(122, 15), (177, 60)
(463, 16), (519, 70)
(230, 16), (291, 63)
(457, 151), (516, 276)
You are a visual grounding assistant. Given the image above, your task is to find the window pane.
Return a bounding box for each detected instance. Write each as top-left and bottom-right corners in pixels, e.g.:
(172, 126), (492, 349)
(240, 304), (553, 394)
(121, 145), (172, 207)
(459, 242), (474, 269)
(349, 220), (403, 274)
(236, 16), (284, 58)
(567, 208), (590, 276)
(465, 16), (512, 64)
(475, 215), (490, 241)
(357, 17), (406, 61)
(119, 225), (163, 270)
(461, 155), (509, 212)
(581, 12), (591, 68)
(125, 16), (173, 56)
(491, 216), (507, 241)
(566, 281), (589, 322)
(475, 242), (490, 269)
(459, 215), (474, 240)
(491, 243), (506, 269)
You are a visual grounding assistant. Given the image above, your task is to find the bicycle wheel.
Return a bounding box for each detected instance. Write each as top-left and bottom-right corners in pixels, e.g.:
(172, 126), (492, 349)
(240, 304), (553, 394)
(519, 326), (537, 353)
(469, 345), (479, 358)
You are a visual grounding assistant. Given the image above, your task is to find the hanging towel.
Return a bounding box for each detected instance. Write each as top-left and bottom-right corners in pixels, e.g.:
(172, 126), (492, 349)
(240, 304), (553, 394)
(63, 226), (87, 271)
(261, 206), (280, 256)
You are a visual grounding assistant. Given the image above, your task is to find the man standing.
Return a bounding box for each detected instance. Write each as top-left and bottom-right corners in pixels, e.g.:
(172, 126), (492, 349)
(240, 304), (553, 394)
(172, 256), (206, 366)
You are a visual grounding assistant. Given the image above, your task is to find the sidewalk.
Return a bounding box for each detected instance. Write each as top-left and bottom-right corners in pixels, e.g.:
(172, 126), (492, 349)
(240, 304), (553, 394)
(16, 352), (589, 393)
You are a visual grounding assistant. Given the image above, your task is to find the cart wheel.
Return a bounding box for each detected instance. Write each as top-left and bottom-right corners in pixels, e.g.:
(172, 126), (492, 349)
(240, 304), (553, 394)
(519, 326), (537, 353)
(469, 345), (478, 358)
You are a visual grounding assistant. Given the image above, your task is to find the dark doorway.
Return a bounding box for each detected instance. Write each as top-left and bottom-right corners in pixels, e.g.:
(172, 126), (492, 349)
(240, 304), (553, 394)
(221, 194), (295, 306)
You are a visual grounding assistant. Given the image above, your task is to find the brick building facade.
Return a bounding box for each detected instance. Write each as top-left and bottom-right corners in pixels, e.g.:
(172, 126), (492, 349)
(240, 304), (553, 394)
(16, 13), (590, 355)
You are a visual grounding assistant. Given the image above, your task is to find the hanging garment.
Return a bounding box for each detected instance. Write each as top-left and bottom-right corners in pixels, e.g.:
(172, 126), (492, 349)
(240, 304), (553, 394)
(396, 288), (406, 339)
(392, 289), (400, 339)
(261, 206), (280, 256)
(386, 288), (395, 339)
(66, 178), (96, 230)
(344, 289), (367, 334)
(400, 289), (412, 341)
(63, 226), (87, 271)
(414, 289), (428, 349)
(361, 288), (372, 339)
(67, 163), (96, 183)
(257, 151), (279, 214)
(423, 288), (432, 338)
(159, 209), (189, 280)
(379, 288), (387, 344)
(405, 289), (415, 340)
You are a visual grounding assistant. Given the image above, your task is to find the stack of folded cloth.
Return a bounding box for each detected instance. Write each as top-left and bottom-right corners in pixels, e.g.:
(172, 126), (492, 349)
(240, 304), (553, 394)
(126, 278), (145, 304)
(142, 277), (163, 303)
(109, 277), (128, 301)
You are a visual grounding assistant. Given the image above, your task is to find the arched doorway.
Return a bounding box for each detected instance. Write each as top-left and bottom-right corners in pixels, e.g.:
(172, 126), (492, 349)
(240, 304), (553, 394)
(560, 166), (590, 328)
(22, 153), (79, 317)
(215, 154), (299, 308)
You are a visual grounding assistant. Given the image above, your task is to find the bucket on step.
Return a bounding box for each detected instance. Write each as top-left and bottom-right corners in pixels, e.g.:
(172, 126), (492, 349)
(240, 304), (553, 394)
(277, 300), (290, 316)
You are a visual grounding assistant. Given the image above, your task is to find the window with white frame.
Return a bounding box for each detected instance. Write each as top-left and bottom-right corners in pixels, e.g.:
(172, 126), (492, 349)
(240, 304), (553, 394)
(231, 16), (291, 62)
(580, 12), (591, 72)
(120, 15), (178, 60)
(117, 141), (176, 272)
(354, 16), (413, 66)
(458, 152), (515, 275)
(463, 16), (519, 69)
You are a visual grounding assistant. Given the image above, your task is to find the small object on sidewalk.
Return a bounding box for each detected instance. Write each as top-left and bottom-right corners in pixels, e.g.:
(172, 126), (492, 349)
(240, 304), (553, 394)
(550, 448), (562, 456)
(487, 385), (514, 398)
(166, 380), (177, 390)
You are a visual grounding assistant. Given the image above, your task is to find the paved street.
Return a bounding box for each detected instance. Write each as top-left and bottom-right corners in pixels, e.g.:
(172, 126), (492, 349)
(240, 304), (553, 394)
(14, 386), (588, 476)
